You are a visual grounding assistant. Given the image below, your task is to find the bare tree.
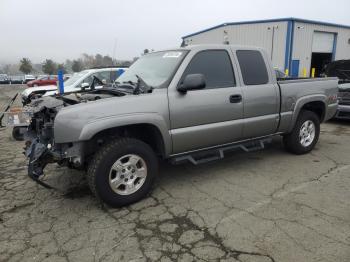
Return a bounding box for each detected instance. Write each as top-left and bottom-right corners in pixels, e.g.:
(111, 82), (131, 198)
(19, 58), (33, 74)
(42, 59), (57, 75)
(72, 59), (84, 72)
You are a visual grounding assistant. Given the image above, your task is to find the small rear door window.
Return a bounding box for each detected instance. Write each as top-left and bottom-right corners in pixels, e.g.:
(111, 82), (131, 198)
(236, 50), (269, 85)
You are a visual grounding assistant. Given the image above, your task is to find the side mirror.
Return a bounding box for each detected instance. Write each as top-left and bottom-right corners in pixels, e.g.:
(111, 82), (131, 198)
(101, 79), (107, 85)
(80, 82), (90, 90)
(177, 74), (206, 92)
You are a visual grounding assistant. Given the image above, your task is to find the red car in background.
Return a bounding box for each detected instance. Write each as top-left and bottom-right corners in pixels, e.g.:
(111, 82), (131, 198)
(27, 75), (57, 87)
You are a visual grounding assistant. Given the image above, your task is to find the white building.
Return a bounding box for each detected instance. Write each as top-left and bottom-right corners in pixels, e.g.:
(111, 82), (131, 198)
(181, 18), (350, 77)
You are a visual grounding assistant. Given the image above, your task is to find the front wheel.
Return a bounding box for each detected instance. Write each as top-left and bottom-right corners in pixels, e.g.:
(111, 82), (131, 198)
(283, 110), (320, 154)
(87, 138), (158, 207)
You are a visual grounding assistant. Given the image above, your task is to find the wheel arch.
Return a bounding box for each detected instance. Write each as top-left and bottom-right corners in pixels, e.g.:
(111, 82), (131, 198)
(288, 96), (326, 133)
(90, 123), (168, 158)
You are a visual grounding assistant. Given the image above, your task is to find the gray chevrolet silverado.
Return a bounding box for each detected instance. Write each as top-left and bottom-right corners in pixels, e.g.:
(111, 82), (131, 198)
(25, 45), (338, 207)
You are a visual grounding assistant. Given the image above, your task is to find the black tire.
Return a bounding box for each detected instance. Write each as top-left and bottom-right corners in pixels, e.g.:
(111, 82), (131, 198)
(283, 110), (320, 155)
(12, 127), (24, 141)
(87, 138), (158, 207)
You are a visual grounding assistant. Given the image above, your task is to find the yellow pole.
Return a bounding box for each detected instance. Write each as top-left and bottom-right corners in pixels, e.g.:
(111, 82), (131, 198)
(302, 68), (307, 78)
(311, 68), (316, 78)
(285, 69), (289, 77)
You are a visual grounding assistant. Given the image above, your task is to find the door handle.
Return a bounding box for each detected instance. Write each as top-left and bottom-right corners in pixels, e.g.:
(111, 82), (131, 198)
(229, 94), (242, 103)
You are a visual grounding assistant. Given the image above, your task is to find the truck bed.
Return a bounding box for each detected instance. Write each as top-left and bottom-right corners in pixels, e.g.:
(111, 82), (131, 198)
(277, 77), (338, 84)
(276, 77), (338, 133)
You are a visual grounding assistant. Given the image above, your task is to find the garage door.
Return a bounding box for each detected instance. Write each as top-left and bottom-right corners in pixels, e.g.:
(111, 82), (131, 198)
(312, 32), (335, 53)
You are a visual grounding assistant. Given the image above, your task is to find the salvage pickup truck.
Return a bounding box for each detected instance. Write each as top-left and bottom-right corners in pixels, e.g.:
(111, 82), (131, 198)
(24, 45), (338, 207)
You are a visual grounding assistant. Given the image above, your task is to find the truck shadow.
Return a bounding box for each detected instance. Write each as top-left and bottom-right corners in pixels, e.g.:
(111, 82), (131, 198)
(57, 138), (286, 201)
(328, 119), (350, 126)
(158, 136), (285, 180)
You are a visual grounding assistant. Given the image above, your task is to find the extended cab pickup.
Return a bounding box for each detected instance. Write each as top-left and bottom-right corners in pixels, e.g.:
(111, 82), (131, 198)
(25, 45), (338, 207)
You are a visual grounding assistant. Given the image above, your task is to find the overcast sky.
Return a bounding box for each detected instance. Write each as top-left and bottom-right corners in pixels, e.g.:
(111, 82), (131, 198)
(1, 0), (349, 64)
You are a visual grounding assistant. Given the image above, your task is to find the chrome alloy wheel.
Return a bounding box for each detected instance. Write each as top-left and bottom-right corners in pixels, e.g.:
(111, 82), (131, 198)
(109, 154), (147, 195)
(299, 120), (315, 147)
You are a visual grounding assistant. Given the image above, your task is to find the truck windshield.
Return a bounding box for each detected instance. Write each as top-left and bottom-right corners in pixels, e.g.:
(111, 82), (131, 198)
(116, 50), (188, 88)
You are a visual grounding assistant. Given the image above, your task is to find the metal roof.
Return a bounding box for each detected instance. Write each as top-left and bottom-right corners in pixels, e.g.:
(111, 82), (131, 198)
(182, 17), (350, 39)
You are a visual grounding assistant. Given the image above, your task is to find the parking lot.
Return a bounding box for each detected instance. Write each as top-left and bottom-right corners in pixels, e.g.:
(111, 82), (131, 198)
(0, 84), (349, 262)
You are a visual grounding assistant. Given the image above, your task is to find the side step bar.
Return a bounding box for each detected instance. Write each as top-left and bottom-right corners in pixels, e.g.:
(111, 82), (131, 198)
(171, 138), (272, 165)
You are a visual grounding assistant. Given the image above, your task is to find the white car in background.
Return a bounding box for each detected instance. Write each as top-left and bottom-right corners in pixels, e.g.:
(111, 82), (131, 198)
(21, 67), (127, 105)
(24, 75), (36, 83)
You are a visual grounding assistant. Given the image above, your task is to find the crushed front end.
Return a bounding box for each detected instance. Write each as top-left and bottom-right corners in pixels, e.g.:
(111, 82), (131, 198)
(24, 97), (68, 188)
(24, 88), (126, 188)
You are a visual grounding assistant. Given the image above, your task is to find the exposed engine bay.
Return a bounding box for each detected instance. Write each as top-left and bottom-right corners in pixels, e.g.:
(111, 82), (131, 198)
(25, 87), (127, 139)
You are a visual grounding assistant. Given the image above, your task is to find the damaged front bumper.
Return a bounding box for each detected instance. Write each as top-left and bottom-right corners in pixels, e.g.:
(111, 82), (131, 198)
(26, 139), (60, 189)
(26, 139), (84, 189)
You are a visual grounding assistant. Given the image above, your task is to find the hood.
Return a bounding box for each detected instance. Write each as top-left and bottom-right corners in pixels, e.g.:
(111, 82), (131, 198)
(26, 96), (65, 114)
(324, 60), (350, 81)
(53, 88), (168, 143)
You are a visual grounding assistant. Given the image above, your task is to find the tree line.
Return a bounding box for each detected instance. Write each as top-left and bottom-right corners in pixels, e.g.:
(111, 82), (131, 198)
(2, 54), (135, 75)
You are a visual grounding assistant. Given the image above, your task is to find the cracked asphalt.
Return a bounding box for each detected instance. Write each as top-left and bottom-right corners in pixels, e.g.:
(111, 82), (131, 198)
(0, 85), (349, 262)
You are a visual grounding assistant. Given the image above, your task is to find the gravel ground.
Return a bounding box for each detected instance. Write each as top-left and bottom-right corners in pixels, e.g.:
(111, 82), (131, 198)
(0, 84), (349, 262)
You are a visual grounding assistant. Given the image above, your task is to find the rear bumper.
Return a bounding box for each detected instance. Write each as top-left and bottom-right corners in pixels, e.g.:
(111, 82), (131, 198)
(334, 105), (350, 120)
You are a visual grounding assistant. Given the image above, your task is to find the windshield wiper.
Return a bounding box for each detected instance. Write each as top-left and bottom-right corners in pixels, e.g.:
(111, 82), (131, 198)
(113, 75), (153, 94)
(112, 81), (135, 94)
(134, 75), (153, 94)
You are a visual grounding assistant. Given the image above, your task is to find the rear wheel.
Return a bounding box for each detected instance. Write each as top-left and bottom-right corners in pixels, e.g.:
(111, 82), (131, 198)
(283, 110), (320, 154)
(87, 138), (158, 207)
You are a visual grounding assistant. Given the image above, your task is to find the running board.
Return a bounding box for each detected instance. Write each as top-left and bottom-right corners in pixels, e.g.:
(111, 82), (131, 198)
(171, 138), (272, 165)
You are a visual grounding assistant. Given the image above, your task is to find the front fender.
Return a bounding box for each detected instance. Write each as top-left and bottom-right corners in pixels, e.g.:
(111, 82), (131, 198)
(287, 95), (326, 133)
(56, 113), (172, 156)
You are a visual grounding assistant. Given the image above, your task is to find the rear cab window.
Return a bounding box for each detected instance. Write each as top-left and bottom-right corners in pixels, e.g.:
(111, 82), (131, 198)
(236, 50), (269, 85)
(181, 50), (236, 89)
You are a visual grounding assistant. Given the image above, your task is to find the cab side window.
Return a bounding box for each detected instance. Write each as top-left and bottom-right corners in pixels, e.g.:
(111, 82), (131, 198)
(181, 50), (235, 89)
(236, 50), (269, 85)
(82, 71), (111, 86)
(82, 75), (94, 86)
(95, 71), (111, 84)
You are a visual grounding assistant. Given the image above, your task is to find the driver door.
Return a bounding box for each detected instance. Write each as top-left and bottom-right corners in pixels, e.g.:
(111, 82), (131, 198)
(168, 49), (244, 154)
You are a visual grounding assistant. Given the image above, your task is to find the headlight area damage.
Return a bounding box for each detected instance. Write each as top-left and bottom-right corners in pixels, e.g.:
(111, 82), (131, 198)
(24, 88), (126, 188)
